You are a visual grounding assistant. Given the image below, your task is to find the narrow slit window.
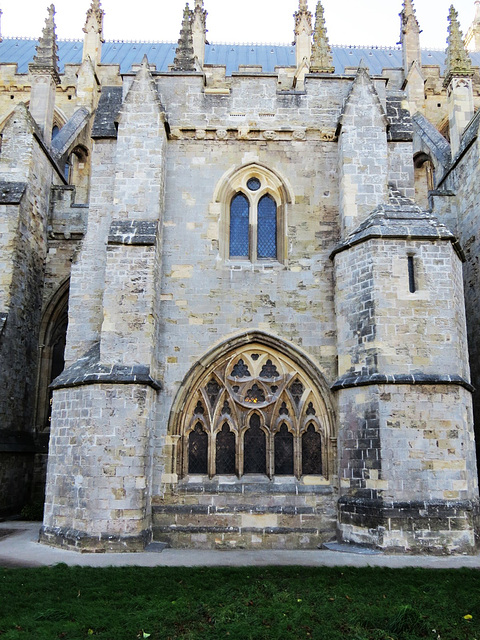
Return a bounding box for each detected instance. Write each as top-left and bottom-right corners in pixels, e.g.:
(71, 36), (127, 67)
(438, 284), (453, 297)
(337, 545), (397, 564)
(408, 256), (416, 293)
(230, 193), (250, 257)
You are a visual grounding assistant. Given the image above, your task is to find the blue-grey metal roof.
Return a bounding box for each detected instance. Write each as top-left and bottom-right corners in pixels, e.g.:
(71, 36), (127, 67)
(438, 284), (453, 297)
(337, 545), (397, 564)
(1, 37), (480, 76)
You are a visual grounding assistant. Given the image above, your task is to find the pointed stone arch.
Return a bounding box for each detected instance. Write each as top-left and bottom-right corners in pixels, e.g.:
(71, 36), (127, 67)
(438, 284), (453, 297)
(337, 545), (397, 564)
(168, 331), (336, 481)
(35, 279), (70, 433)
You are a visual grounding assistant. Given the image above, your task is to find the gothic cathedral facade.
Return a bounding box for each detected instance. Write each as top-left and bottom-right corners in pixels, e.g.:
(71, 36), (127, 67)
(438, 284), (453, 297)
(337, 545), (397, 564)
(0, 0), (480, 553)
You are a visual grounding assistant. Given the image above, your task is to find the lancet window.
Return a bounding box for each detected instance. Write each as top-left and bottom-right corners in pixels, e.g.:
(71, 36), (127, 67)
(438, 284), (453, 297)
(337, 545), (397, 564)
(178, 345), (331, 479)
(230, 180), (278, 260)
(214, 163), (290, 264)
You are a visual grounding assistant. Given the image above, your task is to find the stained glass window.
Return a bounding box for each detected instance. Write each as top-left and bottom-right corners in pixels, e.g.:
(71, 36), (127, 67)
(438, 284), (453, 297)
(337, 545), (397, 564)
(216, 423), (236, 475)
(302, 424), (322, 475)
(180, 346), (331, 480)
(257, 194), (277, 259)
(188, 423), (208, 474)
(206, 379), (221, 408)
(247, 177), (261, 191)
(275, 423), (294, 475)
(230, 193), (249, 257)
(244, 414), (266, 474)
(231, 359), (251, 378)
(290, 380), (304, 407)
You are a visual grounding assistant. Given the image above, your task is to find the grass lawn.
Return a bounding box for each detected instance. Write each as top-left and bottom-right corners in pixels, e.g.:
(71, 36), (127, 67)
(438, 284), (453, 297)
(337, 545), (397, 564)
(0, 565), (479, 639)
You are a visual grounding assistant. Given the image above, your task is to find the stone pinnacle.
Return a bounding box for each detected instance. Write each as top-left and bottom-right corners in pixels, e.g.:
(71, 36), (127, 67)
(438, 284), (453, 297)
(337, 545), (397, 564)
(172, 3), (196, 71)
(84, 0), (104, 35)
(30, 4), (60, 84)
(444, 4), (473, 86)
(310, 0), (335, 73)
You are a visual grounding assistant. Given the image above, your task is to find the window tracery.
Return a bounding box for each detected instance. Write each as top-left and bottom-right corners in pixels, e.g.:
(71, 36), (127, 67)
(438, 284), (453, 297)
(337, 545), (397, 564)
(178, 345), (330, 480)
(214, 163), (291, 264)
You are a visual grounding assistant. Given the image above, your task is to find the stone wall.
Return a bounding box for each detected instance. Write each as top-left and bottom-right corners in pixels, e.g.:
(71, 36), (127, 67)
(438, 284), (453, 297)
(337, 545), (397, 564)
(0, 105), (61, 514)
(41, 384), (157, 551)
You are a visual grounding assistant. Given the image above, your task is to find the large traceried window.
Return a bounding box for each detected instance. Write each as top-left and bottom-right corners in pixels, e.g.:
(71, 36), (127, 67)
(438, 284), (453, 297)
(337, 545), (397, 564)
(214, 163), (291, 264)
(177, 344), (333, 480)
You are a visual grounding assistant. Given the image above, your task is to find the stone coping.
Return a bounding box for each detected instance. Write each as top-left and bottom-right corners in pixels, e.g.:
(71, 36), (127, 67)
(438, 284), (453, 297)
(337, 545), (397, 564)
(0, 181), (27, 204)
(50, 343), (161, 391)
(331, 372), (474, 392)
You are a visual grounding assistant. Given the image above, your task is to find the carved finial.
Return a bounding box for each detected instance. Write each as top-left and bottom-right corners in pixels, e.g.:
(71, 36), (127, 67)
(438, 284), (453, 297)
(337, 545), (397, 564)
(172, 3), (196, 71)
(310, 1), (334, 73)
(400, 0), (421, 40)
(193, 0), (207, 27)
(29, 4), (60, 84)
(444, 4), (473, 86)
(84, 0), (104, 38)
(192, 0), (207, 67)
(294, 0), (312, 37)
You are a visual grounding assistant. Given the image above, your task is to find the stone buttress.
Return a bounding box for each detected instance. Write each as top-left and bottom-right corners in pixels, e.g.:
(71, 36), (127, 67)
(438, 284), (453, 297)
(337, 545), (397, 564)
(333, 64), (479, 553)
(41, 59), (166, 551)
(0, 103), (64, 515)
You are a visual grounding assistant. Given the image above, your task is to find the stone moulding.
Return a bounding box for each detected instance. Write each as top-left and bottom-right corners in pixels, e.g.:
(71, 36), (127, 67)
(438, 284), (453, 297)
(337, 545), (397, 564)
(331, 372), (474, 393)
(168, 127), (337, 142)
(39, 525), (151, 552)
(50, 343), (161, 391)
(108, 220), (158, 246)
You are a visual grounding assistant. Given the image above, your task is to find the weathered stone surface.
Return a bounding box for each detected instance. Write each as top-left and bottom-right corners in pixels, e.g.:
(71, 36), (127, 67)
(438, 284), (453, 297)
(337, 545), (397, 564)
(0, 1), (479, 555)
(91, 87), (123, 138)
(51, 343), (161, 390)
(108, 220), (157, 246)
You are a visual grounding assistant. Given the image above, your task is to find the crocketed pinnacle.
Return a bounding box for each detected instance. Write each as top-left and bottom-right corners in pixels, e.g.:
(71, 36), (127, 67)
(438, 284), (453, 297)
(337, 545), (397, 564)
(30, 4), (60, 84)
(193, 0), (207, 34)
(83, 0), (104, 37)
(444, 4), (473, 86)
(173, 3), (195, 71)
(310, 1), (334, 73)
(294, 0), (312, 36)
(401, 0), (421, 32)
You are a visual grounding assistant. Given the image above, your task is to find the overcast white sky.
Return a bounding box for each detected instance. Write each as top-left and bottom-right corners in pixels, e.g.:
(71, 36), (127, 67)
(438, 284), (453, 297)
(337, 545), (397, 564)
(0, 1), (478, 49)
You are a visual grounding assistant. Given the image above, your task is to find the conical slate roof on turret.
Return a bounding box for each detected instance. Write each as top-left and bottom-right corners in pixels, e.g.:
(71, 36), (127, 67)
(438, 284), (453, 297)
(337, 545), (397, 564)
(172, 3), (196, 71)
(444, 4), (473, 85)
(331, 187), (460, 259)
(310, 1), (334, 72)
(29, 4), (60, 83)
